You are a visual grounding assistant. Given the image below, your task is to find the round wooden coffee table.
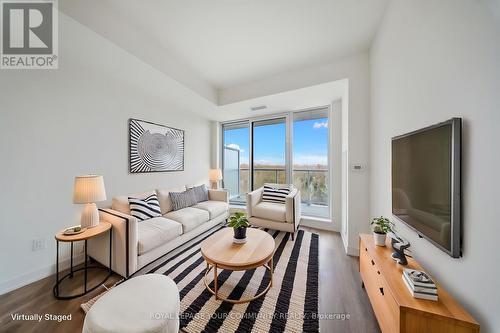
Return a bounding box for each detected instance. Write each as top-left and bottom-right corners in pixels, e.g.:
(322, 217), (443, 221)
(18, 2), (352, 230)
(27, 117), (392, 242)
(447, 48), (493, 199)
(200, 228), (275, 304)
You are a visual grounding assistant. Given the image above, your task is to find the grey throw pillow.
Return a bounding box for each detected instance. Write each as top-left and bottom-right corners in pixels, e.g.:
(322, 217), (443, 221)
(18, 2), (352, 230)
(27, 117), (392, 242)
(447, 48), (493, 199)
(169, 189), (197, 211)
(191, 184), (209, 203)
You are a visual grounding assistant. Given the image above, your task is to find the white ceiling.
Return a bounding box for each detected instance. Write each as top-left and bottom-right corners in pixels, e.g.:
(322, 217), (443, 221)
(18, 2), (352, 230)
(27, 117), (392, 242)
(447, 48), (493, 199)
(216, 79), (348, 121)
(60, 0), (388, 101)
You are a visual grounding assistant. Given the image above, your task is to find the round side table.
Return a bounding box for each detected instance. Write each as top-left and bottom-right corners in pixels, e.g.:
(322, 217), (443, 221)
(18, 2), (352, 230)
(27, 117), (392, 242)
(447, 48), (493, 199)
(53, 221), (112, 300)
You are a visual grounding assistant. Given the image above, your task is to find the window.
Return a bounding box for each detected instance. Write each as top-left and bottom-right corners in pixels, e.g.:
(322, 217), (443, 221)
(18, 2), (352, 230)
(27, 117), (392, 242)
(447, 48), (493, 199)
(221, 107), (330, 219)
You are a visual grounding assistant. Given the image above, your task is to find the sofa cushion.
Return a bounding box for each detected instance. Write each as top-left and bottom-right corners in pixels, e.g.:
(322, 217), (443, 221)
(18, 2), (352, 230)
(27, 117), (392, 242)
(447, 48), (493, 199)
(156, 187), (185, 214)
(164, 207), (209, 233)
(137, 217), (182, 255)
(193, 200), (228, 219)
(112, 191), (156, 215)
(252, 201), (287, 222)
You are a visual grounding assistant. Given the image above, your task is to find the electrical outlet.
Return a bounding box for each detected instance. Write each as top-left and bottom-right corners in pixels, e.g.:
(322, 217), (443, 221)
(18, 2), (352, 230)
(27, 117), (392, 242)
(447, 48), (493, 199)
(32, 238), (46, 251)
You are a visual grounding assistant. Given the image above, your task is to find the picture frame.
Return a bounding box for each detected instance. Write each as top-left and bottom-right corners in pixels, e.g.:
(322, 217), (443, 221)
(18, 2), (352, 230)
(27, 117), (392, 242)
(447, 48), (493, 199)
(128, 118), (185, 173)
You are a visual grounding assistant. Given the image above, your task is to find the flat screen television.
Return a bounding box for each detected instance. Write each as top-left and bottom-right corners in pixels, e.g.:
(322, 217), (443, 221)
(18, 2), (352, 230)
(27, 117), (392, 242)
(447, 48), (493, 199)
(392, 118), (461, 258)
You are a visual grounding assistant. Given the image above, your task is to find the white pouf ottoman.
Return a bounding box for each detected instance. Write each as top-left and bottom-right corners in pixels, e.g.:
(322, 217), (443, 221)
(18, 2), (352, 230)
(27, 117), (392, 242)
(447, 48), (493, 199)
(83, 274), (179, 333)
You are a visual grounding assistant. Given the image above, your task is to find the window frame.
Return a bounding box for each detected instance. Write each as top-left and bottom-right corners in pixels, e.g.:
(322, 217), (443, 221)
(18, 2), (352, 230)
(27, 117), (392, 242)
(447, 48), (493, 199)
(220, 106), (332, 219)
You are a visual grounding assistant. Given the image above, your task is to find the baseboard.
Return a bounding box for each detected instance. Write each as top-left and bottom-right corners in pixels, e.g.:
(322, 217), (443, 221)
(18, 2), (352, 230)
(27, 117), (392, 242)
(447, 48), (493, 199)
(341, 232), (359, 256)
(0, 254), (85, 296)
(300, 217), (338, 232)
(345, 245), (359, 256)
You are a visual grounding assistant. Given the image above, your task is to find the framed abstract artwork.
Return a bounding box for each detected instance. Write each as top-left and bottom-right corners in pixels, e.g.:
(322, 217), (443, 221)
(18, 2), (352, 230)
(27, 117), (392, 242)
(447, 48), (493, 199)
(129, 118), (184, 173)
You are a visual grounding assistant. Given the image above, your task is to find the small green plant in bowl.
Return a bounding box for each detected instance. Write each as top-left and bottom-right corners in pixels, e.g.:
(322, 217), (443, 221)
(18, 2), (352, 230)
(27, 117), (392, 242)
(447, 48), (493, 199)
(228, 212), (250, 243)
(370, 216), (394, 246)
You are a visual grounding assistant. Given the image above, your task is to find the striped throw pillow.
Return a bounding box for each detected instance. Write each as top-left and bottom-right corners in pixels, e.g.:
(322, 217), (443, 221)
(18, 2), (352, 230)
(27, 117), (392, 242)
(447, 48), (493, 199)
(262, 185), (291, 204)
(169, 189), (197, 211)
(128, 194), (162, 221)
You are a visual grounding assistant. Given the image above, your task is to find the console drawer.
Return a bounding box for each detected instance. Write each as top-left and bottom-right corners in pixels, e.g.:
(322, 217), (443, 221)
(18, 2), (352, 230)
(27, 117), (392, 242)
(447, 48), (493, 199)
(360, 245), (399, 333)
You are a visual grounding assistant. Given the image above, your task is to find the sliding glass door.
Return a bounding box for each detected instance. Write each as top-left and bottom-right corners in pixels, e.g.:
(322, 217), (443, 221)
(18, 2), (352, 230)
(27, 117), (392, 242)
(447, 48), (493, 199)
(222, 122), (249, 204)
(221, 108), (330, 219)
(252, 118), (287, 190)
(292, 109), (329, 218)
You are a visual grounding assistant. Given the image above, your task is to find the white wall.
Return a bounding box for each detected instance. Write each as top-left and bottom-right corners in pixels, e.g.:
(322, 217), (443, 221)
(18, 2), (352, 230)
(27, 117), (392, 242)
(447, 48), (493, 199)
(0, 13), (212, 294)
(217, 53), (371, 251)
(59, 0), (218, 104)
(370, 1), (500, 331)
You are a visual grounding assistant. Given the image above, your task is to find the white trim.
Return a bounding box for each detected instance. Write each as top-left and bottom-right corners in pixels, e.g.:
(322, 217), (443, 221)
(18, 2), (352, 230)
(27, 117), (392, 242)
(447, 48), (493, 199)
(341, 231), (358, 256)
(300, 217), (338, 232)
(0, 254), (85, 296)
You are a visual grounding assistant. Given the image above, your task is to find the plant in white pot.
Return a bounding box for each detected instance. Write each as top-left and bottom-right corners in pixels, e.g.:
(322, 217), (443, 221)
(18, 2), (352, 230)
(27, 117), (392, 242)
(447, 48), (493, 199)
(370, 216), (394, 246)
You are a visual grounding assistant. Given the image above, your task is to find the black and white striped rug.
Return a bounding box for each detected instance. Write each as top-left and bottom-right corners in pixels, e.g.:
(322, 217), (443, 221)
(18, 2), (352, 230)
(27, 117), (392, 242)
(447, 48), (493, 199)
(133, 225), (320, 333)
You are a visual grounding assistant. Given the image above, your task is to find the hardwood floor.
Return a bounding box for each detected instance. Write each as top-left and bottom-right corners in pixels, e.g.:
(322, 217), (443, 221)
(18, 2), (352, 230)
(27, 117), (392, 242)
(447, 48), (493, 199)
(0, 228), (379, 333)
(302, 227), (380, 333)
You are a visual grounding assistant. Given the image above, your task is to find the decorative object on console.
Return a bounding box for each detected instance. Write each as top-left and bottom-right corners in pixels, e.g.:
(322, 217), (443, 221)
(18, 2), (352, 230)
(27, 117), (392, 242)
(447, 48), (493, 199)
(402, 268), (438, 301)
(129, 118), (184, 173)
(73, 175), (107, 228)
(227, 211), (250, 244)
(388, 231), (411, 265)
(208, 168), (222, 189)
(370, 216), (394, 246)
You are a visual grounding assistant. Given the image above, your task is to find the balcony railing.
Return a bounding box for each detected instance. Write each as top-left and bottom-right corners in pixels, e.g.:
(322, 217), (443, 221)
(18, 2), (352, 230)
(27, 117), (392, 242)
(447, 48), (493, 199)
(228, 167), (328, 207)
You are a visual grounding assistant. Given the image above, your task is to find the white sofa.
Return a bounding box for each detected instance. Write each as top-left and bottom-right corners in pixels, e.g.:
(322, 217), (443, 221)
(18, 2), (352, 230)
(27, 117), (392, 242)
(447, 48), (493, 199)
(246, 184), (301, 240)
(88, 186), (229, 277)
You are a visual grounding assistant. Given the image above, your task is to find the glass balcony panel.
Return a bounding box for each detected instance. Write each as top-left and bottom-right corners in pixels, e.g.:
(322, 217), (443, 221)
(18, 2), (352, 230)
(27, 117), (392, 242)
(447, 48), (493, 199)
(252, 118), (286, 190)
(222, 122), (249, 204)
(293, 109), (330, 219)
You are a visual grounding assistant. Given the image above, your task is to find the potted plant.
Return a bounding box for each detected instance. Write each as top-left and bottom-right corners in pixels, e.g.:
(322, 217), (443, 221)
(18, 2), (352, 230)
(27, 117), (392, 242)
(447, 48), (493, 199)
(228, 212), (251, 243)
(371, 216), (393, 246)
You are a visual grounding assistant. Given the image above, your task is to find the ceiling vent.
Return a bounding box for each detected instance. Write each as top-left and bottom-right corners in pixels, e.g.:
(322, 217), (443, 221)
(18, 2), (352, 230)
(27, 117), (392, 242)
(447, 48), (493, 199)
(250, 105), (267, 111)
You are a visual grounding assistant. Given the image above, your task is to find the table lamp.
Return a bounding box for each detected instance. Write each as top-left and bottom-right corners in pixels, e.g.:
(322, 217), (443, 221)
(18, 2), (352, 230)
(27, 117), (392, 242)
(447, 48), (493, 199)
(208, 169), (222, 189)
(73, 175), (106, 228)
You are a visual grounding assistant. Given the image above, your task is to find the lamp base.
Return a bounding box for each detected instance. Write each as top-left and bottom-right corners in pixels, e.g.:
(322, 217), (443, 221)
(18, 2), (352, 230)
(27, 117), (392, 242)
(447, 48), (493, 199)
(81, 203), (99, 228)
(210, 181), (219, 190)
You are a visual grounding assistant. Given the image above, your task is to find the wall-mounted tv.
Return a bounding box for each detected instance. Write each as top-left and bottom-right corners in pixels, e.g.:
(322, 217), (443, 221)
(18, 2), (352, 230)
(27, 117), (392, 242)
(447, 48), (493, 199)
(392, 118), (461, 258)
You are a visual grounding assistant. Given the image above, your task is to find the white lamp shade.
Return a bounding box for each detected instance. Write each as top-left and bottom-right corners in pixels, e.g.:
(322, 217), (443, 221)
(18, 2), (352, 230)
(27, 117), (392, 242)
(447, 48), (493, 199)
(208, 169), (223, 181)
(73, 175), (106, 204)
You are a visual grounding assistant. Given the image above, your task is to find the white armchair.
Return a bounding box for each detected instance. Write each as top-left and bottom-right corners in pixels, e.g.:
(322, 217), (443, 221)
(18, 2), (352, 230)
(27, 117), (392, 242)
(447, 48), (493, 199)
(246, 184), (301, 240)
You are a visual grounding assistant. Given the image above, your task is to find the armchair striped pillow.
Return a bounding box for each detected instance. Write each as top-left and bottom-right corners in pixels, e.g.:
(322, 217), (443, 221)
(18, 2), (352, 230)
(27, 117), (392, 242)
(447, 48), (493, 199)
(262, 185), (291, 204)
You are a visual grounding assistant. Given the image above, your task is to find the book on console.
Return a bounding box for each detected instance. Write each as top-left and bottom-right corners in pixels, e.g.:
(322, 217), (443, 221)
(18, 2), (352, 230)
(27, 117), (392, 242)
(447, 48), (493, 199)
(402, 273), (438, 295)
(403, 268), (436, 288)
(402, 275), (438, 301)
